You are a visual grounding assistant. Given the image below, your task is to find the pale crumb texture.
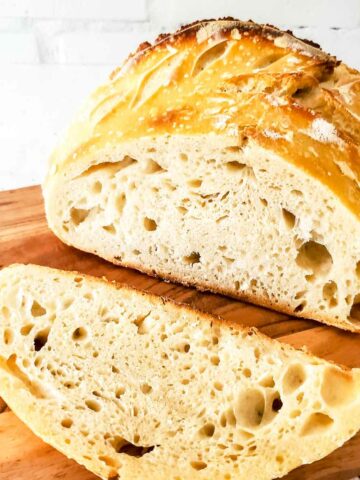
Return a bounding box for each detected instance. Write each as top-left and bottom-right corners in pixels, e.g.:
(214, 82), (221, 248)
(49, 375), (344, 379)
(45, 135), (360, 332)
(43, 19), (360, 333)
(1, 264), (360, 480)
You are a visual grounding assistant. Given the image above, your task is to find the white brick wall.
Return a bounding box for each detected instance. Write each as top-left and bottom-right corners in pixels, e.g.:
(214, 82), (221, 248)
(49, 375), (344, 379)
(0, 0), (147, 20)
(149, 0), (360, 28)
(0, 0), (360, 190)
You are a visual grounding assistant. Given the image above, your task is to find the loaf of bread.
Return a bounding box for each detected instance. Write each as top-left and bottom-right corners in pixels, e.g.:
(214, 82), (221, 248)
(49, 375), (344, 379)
(43, 19), (360, 332)
(0, 264), (360, 479)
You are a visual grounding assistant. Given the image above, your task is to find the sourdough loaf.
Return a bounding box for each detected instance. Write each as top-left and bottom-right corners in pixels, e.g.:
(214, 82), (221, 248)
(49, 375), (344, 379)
(43, 19), (360, 331)
(0, 264), (360, 479)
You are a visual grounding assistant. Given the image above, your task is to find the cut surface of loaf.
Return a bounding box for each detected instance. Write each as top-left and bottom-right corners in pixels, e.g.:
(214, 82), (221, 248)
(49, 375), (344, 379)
(1, 264), (360, 480)
(43, 19), (360, 332)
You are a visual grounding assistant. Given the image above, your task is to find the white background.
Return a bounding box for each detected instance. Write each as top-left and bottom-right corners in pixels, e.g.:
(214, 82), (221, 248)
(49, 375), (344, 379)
(0, 0), (360, 191)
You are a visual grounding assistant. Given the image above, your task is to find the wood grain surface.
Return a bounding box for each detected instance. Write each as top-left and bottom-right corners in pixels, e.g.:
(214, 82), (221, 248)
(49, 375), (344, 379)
(0, 185), (359, 480)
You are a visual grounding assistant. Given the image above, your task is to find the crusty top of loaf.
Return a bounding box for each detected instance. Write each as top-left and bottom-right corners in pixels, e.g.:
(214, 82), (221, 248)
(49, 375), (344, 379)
(48, 18), (360, 216)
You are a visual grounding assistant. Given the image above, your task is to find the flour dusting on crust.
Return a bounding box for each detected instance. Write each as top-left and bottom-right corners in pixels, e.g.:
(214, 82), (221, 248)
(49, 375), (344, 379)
(305, 118), (343, 145)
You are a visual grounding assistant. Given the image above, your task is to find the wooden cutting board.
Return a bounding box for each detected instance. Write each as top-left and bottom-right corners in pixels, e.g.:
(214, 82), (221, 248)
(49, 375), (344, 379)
(0, 185), (360, 480)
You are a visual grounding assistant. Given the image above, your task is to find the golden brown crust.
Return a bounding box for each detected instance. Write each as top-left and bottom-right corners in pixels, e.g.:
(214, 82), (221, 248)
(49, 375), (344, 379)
(46, 18), (360, 218)
(138, 18), (334, 64)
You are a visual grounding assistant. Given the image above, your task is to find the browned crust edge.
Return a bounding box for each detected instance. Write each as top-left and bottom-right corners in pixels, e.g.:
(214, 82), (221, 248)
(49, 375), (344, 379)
(106, 257), (360, 334)
(124, 18), (338, 73)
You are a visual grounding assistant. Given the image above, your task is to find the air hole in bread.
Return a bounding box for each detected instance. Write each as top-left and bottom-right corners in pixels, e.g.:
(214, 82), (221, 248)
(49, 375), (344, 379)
(98, 455), (120, 468)
(72, 327), (88, 342)
(143, 217), (157, 231)
(226, 161), (246, 172)
(79, 157), (137, 179)
(179, 152), (188, 161)
(296, 241), (333, 276)
(225, 146), (242, 153)
(177, 206), (188, 216)
(214, 381), (223, 391)
(64, 381), (76, 389)
(322, 281), (338, 308)
(34, 327), (50, 352)
(272, 395), (283, 412)
(356, 261), (360, 278)
(233, 443), (244, 452)
(345, 294), (352, 306)
(199, 423), (215, 438)
(211, 355), (220, 366)
(296, 392), (304, 403)
(176, 343), (190, 353)
(133, 312), (152, 335)
(102, 224), (116, 235)
(1, 306), (10, 319)
(34, 356), (42, 367)
(220, 408), (237, 428)
(349, 294), (360, 326)
(183, 252), (201, 265)
(294, 302), (306, 313)
(187, 179), (202, 188)
(192, 40), (227, 76)
(190, 460), (207, 470)
(63, 298), (74, 310)
(289, 409), (301, 419)
(223, 256), (235, 265)
(3, 328), (14, 345)
(61, 418), (73, 428)
(216, 215), (229, 223)
(115, 386), (125, 398)
(140, 383), (152, 394)
(115, 193), (126, 214)
(282, 364), (306, 394)
(259, 375), (275, 388)
(31, 300), (46, 317)
(300, 413), (334, 436)
(144, 159), (165, 174)
(22, 358), (30, 368)
(243, 368), (252, 378)
(70, 207), (90, 226)
(3, 354), (44, 399)
(260, 198), (268, 207)
(234, 389), (265, 428)
(85, 399), (101, 412)
(282, 209), (296, 229)
(295, 291), (306, 300)
(291, 189), (303, 197)
(118, 441), (155, 457)
(92, 181), (102, 194)
(321, 367), (357, 407)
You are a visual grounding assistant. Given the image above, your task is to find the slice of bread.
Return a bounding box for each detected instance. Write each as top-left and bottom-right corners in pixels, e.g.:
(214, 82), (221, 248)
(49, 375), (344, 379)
(43, 19), (360, 332)
(0, 264), (359, 480)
